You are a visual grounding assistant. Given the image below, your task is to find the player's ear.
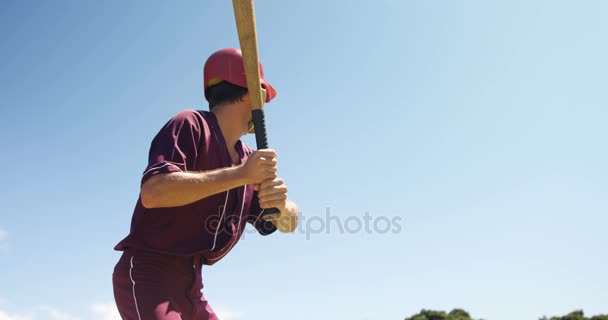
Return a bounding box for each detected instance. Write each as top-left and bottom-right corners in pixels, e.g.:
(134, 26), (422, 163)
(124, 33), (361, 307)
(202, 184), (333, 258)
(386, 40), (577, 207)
(241, 93), (250, 103)
(241, 93), (256, 111)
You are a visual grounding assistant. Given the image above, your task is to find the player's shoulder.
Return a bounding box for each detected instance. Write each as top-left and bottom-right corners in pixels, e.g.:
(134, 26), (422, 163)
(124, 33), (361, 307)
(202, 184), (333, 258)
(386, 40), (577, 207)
(171, 109), (206, 122)
(168, 109), (213, 128)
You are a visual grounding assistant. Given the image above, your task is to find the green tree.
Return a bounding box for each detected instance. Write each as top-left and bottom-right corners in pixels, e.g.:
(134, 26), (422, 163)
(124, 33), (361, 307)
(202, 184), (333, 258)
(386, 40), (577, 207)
(405, 309), (608, 320)
(562, 310), (586, 320)
(448, 309), (472, 320)
(405, 309), (477, 320)
(539, 310), (608, 320)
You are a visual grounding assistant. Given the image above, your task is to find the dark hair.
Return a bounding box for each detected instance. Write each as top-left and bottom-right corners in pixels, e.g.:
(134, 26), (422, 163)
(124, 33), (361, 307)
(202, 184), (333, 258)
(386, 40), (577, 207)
(206, 81), (248, 110)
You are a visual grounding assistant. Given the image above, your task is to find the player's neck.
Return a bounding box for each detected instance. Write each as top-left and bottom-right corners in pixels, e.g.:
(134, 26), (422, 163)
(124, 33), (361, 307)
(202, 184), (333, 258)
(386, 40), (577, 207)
(212, 106), (246, 151)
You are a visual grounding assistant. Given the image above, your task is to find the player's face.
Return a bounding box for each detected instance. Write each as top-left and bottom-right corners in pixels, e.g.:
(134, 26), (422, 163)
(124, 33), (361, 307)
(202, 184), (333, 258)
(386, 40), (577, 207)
(242, 87), (267, 134)
(239, 94), (254, 134)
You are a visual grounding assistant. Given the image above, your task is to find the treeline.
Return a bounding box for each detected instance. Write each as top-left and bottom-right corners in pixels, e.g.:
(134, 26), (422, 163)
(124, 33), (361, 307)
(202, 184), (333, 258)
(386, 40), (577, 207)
(540, 310), (608, 320)
(404, 309), (608, 320)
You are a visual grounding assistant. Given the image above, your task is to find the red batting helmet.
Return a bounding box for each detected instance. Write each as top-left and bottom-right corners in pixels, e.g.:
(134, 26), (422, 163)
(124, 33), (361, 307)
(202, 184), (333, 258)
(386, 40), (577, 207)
(203, 48), (277, 103)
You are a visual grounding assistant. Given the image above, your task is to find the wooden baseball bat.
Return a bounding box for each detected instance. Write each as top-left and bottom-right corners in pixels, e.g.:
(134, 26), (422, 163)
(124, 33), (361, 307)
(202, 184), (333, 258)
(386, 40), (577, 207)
(232, 0), (280, 218)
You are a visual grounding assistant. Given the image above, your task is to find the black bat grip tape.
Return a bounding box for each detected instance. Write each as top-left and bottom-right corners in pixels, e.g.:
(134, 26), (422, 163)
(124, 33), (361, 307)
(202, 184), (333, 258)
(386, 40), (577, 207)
(252, 109), (269, 149)
(252, 109), (281, 217)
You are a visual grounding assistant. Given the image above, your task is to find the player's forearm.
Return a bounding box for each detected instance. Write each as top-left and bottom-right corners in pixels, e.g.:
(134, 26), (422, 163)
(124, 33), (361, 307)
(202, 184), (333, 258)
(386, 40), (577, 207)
(273, 200), (299, 233)
(140, 167), (247, 208)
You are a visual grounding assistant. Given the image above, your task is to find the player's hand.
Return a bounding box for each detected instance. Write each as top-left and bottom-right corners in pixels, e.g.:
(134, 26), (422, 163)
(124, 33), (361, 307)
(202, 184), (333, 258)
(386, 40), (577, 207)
(255, 178), (288, 213)
(257, 179), (298, 232)
(241, 149), (277, 185)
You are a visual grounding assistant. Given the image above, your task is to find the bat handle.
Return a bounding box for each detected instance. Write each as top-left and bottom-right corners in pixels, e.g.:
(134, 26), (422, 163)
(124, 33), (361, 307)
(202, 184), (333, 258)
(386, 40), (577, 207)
(252, 109), (281, 218)
(252, 109), (269, 149)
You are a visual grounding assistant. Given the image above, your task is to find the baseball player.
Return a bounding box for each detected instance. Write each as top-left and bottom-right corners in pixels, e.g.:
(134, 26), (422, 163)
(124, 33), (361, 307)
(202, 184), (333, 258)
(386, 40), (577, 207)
(112, 48), (299, 320)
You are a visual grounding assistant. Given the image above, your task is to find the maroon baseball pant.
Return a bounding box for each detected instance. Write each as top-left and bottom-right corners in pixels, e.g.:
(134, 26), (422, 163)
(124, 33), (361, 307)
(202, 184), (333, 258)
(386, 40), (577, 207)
(113, 249), (218, 320)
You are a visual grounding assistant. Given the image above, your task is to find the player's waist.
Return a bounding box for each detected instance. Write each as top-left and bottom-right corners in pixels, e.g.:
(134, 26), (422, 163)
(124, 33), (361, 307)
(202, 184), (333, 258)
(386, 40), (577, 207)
(123, 247), (206, 269)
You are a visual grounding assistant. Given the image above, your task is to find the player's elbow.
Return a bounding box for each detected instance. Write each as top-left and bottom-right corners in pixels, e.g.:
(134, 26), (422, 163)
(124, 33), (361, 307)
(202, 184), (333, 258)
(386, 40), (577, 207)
(278, 224), (297, 233)
(277, 215), (298, 233)
(140, 176), (165, 209)
(140, 192), (159, 209)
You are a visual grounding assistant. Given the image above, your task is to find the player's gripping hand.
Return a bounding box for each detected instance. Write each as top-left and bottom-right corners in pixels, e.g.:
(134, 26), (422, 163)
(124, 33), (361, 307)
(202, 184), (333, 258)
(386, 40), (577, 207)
(240, 149), (278, 185)
(255, 178), (288, 212)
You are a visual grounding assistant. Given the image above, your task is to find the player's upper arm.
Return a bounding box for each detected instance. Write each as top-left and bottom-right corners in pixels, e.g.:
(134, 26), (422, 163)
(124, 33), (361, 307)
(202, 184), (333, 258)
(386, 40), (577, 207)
(140, 110), (208, 186)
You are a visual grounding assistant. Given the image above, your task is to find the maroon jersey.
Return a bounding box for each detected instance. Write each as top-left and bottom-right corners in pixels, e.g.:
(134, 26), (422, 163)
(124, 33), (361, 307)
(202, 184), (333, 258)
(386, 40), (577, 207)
(114, 109), (276, 265)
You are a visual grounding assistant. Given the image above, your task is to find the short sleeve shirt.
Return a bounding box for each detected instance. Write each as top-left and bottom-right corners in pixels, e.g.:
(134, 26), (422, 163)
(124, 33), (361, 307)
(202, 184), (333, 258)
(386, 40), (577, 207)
(114, 110), (276, 265)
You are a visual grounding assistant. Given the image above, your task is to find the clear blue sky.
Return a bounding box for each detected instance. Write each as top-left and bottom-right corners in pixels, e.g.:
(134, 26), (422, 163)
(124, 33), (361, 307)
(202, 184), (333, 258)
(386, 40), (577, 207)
(1, 1), (606, 319)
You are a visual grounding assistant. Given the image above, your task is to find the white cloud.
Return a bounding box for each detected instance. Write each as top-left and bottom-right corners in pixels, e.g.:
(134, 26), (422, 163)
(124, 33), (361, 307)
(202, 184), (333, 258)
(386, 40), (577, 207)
(1, 301), (242, 320)
(90, 303), (121, 320)
(0, 310), (32, 320)
(89, 303), (243, 320)
(37, 306), (80, 320)
(214, 306), (243, 320)
(89, 302), (243, 320)
(0, 305), (80, 320)
(89, 303), (242, 320)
